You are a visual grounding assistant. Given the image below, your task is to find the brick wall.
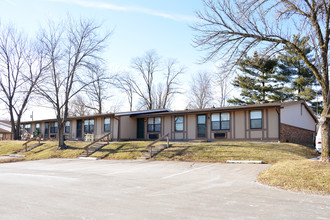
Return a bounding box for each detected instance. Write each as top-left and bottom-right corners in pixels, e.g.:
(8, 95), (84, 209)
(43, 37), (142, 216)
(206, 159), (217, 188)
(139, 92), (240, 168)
(280, 123), (315, 146)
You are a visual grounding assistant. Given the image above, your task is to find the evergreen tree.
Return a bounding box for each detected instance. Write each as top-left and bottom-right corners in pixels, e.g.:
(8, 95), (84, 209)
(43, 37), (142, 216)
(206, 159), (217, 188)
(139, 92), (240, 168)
(278, 36), (321, 113)
(228, 52), (281, 105)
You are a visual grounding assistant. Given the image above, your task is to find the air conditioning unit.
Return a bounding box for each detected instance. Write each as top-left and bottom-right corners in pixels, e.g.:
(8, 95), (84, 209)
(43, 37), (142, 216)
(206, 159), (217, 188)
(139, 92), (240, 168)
(214, 133), (226, 138)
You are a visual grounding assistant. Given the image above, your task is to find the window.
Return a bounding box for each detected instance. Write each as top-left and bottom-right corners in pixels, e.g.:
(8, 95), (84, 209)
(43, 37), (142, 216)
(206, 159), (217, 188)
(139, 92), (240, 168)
(25, 124), (31, 133)
(36, 124), (40, 132)
(50, 122), (58, 133)
(211, 113), (230, 130)
(65, 121), (70, 133)
(147, 117), (161, 132)
(104, 118), (111, 132)
(175, 116), (184, 131)
(84, 119), (94, 133)
(250, 110), (262, 129)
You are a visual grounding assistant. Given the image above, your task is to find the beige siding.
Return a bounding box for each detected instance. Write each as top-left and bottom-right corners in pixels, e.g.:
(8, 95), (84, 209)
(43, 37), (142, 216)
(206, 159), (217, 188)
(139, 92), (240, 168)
(268, 108), (279, 138)
(120, 116), (137, 140)
(250, 130), (263, 139)
(113, 118), (119, 140)
(281, 104), (316, 131)
(71, 120), (77, 139)
(234, 111), (245, 139)
(163, 116), (171, 137)
(95, 118), (102, 136)
(187, 114), (196, 139)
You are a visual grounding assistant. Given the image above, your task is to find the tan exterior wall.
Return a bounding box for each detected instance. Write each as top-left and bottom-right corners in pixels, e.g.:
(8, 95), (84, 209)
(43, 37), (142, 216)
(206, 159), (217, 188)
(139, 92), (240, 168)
(234, 111), (245, 139)
(281, 103), (316, 131)
(163, 116), (171, 138)
(119, 116), (137, 140)
(268, 108), (279, 138)
(113, 118), (119, 140)
(187, 114), (196, 140)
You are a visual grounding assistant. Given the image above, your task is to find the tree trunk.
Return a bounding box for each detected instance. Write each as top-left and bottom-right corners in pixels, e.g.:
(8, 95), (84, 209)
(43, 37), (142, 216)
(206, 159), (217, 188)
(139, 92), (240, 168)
(57, 122), (67, 150)
(320, 115), (330, 162)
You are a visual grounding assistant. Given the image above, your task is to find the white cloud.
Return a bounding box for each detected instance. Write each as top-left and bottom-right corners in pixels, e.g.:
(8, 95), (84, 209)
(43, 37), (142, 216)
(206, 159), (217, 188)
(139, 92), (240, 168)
(48, 0), (196, 22)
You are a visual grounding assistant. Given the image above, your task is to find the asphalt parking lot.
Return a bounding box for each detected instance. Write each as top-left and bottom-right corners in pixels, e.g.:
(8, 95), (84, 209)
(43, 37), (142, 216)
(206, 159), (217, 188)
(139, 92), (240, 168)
(0, 159), (329, 220)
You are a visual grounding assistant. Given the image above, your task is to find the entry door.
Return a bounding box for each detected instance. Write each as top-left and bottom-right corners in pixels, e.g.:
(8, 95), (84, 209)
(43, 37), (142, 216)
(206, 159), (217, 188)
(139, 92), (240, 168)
(76, 120), (82, 139)
(197, 115), (207, 138)
(44, 123), (49, 139)
(137, 118), (144, 139)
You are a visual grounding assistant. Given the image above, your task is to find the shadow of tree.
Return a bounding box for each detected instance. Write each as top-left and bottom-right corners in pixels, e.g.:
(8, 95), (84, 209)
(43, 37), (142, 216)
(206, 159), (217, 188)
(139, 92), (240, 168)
(97, 144), (127, 159)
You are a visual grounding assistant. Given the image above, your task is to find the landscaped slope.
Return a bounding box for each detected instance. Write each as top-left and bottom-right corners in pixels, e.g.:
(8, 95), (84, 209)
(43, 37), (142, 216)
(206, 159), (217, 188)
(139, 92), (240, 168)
(258, 160), (330, 195)
(154, 142), (317, 164)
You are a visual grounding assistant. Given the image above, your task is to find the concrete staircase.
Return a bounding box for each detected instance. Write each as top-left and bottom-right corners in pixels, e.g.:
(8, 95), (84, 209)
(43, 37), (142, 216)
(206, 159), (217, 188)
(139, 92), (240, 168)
(138, 144), (171, 160)
(79, 142), (108, 157)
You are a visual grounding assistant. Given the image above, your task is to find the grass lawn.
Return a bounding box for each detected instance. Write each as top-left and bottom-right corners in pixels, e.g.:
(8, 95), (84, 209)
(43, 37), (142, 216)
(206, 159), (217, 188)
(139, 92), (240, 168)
(154, 142), (318, 164)
(22, 141), (87, 160)
(92, 141), (155, 160)
(0, 141), (30, 155)
(258, 160), (330, 195)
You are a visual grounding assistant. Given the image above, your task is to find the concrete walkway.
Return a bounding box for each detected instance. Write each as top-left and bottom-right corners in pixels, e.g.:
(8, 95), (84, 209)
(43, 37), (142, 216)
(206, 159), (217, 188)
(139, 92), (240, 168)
(0, 159), (329, 219)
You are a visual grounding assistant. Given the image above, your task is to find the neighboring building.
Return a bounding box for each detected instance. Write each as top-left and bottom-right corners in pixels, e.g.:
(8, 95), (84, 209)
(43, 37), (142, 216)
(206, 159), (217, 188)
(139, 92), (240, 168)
(21, 101), (317, 145)
(0, 121), (13, 140)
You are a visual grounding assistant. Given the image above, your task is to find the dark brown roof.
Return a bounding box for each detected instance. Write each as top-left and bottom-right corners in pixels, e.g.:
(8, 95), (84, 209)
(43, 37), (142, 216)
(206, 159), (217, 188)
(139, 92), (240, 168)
(132, 102), (283, 117)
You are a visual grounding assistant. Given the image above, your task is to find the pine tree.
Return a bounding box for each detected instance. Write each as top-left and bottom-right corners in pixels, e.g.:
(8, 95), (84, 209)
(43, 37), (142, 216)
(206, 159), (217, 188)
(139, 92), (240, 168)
(228, 52), (281, 105)
(278, 36), (321, 113)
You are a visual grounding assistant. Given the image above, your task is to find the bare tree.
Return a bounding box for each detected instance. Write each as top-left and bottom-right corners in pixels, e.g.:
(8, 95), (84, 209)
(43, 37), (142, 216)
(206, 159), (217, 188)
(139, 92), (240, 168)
(83, 64), (113, 114)
(37, 17), (111, 149)
(0, 24), (47, 139)
(187, 71), (213, 109)
(215, 70), (232, 107)
(130, 52), (184, 110)
(193, 0), (330, 162)
(68, 95), (91, 116)
(154, 59), (184, 109)
(131, 50), (160, 110)
(115, 72), (135, 112)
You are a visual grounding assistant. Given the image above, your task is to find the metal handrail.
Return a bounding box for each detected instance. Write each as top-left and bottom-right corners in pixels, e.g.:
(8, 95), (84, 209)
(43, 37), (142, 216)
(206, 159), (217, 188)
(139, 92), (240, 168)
(84, 132), (112, 157)
(147, 133), (170, 158)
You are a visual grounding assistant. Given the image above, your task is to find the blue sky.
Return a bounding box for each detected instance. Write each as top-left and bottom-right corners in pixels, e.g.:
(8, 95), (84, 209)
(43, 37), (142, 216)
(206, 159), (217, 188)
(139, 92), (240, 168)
(1, 0), (211, 70)
(1, 0), (217, 120)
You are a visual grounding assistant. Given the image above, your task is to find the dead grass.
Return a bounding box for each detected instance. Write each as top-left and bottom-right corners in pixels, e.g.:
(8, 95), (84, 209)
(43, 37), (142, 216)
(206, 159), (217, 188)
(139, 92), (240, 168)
(0, 141), (29, 155)
(0, 157), (25, 163)
(258, 160), (330, 195)
(22, 141), (87, 160)
(154, 142), (317, 164)
(92, 141), (153, 160)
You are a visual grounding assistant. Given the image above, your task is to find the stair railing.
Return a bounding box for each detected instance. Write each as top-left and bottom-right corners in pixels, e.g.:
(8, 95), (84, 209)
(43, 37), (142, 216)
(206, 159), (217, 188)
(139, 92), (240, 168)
(147, 133), (170, 158)
(84, 132), (112, 157)
(23, 136), (41, 152)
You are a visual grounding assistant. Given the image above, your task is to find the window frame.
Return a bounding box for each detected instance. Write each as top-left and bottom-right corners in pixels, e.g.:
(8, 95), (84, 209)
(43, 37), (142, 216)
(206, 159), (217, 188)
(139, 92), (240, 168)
(250, 110), (262, 129)
(50, 122), (58, 134)
(36, 123), (40, 132)
(174, 116), (184, 132)
(104, 118), (111, 132)
(25, 124), (31, 133)
(84, 119), (94, 133)
(211, 112), (230, 131)
(65, 121), (70, 134)
(147, 117), (161, 132)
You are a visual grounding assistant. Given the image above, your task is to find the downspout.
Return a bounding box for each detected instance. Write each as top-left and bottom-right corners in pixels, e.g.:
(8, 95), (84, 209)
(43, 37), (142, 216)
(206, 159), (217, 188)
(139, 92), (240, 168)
(114, 117), (120, 141)
(275, 107), (281, 143)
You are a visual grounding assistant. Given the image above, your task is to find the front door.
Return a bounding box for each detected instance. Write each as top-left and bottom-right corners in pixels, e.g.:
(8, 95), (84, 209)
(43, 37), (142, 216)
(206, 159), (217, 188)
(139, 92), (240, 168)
(76, 120), (82, 139)
(137, 118), (144, 139)
(197, 115), (207, 138)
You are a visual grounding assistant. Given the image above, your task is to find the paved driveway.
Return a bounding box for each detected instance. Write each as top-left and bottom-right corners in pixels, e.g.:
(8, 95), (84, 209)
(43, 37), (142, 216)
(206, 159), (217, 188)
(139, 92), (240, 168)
(0, 159), (329, 220)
